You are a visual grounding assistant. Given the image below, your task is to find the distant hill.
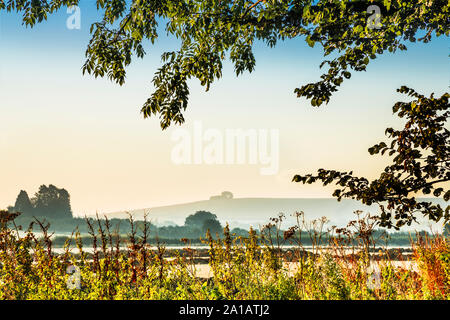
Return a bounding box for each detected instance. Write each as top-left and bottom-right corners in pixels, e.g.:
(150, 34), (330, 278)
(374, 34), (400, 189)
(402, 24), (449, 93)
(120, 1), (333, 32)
(105, 196), (447, 231)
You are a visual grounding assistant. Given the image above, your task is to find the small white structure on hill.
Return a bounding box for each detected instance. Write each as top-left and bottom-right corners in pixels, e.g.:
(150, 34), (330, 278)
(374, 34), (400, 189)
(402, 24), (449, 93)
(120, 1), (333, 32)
(210, 191), (234, 200)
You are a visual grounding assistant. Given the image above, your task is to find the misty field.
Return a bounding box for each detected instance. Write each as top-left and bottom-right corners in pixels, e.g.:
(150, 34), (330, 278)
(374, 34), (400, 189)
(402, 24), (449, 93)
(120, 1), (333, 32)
(0, 211), (449, 300)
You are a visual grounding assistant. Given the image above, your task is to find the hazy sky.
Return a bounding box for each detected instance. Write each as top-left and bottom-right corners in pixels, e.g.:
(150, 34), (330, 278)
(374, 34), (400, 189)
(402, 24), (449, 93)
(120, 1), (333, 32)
(0, 3), (448, 216)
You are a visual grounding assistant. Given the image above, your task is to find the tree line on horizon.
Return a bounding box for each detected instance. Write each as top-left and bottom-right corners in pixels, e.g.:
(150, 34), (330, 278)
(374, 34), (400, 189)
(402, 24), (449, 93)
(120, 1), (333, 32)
(6, 191), (235, 239)
(5, 184), (449, 240)
(8, 184), (72, 220)
(4, 184), (232, 237)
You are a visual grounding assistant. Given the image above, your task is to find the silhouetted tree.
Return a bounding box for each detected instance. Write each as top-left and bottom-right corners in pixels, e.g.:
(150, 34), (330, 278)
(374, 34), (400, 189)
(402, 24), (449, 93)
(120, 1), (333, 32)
(12, 190), (33, 216)
(31, 184), (73, 219)
(202, 218), (223, 235)
(185, 211), (218, 228)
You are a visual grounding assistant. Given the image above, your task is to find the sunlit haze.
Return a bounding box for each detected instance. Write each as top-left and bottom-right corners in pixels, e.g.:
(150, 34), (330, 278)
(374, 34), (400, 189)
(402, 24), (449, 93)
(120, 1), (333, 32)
(1, 3), (448, 217)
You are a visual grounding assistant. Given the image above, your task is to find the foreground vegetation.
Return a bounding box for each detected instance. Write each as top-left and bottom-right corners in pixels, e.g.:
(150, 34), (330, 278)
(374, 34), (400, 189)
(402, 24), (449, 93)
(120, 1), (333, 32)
(0, 210), (449, 300)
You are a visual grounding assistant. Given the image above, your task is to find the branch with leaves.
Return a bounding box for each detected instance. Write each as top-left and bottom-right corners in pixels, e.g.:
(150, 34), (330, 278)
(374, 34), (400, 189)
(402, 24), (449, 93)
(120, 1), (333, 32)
(293, 87), (449, 229)
(1, 0), (449, 128)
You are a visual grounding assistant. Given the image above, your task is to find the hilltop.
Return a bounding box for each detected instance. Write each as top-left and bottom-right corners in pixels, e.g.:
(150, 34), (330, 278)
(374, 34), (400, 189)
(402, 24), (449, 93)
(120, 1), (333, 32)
(105, 193), (446, 231)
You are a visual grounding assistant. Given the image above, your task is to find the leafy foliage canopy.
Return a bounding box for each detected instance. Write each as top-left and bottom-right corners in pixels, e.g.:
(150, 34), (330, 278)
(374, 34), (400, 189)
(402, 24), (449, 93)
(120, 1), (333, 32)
(2, 0), (448, 128)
